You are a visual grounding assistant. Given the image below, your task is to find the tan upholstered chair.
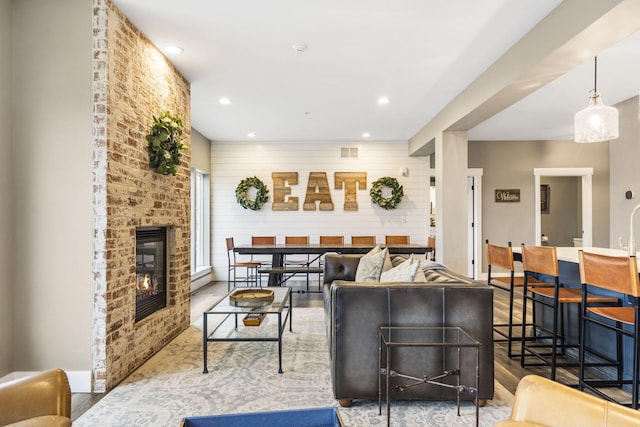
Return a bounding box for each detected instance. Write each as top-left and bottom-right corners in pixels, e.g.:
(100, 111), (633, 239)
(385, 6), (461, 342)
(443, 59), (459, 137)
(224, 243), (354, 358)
(0, 368), (72, 427)
(496, 374), (640, 427)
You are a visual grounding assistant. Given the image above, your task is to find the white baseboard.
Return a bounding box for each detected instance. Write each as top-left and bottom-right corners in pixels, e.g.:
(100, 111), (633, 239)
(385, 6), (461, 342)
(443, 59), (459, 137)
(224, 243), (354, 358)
(0, 370), (92, 392)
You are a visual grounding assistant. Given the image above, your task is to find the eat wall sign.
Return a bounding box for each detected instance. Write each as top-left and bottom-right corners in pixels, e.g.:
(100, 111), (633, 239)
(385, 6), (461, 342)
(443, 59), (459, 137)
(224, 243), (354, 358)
(272, 172), (366, 211)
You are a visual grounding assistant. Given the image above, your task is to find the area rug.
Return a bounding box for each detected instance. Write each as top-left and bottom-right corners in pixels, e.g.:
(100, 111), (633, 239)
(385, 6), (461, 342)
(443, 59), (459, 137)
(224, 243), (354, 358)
(74, 307), (513, 426)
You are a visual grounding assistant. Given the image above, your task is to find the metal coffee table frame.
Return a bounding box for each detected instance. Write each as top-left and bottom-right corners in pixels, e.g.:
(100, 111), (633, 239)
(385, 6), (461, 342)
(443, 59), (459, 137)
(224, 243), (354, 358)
(202, 286), (292, 374)
(378, 326), (480, 427)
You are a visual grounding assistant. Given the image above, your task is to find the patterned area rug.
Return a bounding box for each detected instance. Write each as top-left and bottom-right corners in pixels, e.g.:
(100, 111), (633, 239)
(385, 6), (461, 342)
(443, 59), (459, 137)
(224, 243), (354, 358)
(75, 307), (513, 426)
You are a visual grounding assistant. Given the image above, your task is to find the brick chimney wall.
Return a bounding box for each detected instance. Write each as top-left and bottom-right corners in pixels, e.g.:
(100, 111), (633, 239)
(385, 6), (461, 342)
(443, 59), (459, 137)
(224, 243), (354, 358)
(92, 0), (191, 392)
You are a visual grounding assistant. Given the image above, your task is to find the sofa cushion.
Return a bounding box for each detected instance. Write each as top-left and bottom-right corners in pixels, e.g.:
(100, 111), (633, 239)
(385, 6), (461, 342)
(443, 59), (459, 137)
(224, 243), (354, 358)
(380, 254), (420, 282)
(354, 246), (388, 282)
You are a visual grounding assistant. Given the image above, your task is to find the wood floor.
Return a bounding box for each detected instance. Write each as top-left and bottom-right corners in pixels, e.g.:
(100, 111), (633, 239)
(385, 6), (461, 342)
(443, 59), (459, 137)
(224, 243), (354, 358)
(71, 279), (626, 421)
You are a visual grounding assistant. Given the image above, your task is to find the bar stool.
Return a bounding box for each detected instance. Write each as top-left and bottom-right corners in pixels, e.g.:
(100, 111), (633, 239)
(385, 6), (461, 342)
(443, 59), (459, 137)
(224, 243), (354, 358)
(486, 240), (536, 358)
(578, 250), (640, 408)
(225, 237), (260, 291)
(520, 245), (617, 381)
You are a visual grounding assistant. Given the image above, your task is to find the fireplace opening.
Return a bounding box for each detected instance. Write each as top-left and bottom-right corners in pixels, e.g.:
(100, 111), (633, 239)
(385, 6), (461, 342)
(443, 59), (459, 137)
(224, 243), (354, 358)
(136, 226), (167, 322)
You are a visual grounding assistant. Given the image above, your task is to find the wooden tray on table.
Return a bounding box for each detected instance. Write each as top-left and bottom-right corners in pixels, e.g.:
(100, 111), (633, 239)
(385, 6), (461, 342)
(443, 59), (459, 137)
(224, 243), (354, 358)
(229, 289), (275, 307)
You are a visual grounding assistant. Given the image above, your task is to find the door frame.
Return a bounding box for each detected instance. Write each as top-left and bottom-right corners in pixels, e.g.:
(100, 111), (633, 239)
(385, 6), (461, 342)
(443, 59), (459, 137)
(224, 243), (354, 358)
(533, 167), (593, 247)
(467, 168), (483, 279)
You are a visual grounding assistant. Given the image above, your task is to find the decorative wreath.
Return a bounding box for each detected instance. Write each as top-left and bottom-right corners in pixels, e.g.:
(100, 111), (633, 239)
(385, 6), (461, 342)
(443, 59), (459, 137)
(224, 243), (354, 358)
(146, 111), (187, 176)
(235, 176), (269, 210)
(370, 176), (404, 210)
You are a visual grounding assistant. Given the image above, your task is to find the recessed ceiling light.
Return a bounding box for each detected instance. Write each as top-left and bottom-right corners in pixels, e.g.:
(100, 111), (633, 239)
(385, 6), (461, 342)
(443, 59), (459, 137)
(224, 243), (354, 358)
(377, 97), (390, 105)
(292, 43), (307, 53)
(247, 132), (256, 138)
(362, 132), (371, 138)
(164, 45), (184, 55)
(219, 98), (232, 105)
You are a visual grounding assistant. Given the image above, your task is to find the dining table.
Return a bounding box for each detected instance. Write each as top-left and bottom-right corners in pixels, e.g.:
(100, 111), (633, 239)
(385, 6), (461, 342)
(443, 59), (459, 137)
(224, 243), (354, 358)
(234, 242), (432, 287)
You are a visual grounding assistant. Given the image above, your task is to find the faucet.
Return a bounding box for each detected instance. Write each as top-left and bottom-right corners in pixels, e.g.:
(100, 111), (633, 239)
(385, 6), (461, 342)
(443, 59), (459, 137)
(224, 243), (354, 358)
(628, 204), (640, 257)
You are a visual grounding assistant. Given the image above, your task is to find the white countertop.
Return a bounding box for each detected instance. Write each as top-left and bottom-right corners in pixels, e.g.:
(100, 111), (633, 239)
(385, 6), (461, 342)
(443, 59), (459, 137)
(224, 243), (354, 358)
(512, 246), (638, 264)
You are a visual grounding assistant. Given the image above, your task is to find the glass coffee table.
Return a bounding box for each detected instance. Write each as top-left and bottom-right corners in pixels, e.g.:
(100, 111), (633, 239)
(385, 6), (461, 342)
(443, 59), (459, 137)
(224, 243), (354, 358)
(202, 286), (292, 374)
(378, 326), (480, 427)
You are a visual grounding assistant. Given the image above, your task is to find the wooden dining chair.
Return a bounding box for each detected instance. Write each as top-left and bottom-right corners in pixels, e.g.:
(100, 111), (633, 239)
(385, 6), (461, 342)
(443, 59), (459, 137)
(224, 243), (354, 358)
(318, 236), (344, 274)
(283, 236), (322, 292)
(427, 235), (436, 261)
(385, 235), (409, 245)
(578, 250), (640, 408)
(319, 235), (344, 245)
(251, 236), (275, 263)
(351, 235), (376, 245)
(225, 237), (260, 291)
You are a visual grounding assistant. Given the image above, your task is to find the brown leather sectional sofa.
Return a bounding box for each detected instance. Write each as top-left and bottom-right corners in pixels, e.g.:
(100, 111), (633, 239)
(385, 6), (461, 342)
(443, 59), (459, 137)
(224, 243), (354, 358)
(322, 254), (494, 406)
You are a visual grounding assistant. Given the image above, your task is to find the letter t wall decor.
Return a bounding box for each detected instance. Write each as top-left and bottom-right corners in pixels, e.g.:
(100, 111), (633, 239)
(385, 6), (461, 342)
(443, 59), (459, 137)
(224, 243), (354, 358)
(335, 172), (367, 211)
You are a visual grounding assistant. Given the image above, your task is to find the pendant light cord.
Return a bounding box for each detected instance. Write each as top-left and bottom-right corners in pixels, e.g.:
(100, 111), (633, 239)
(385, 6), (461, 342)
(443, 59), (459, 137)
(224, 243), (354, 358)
(593, 56), (598, 94)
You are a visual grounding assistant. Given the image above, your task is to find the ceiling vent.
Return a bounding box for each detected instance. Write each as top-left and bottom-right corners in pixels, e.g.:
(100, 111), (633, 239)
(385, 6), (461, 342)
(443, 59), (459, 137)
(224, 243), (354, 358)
(341, 147), (358, 159)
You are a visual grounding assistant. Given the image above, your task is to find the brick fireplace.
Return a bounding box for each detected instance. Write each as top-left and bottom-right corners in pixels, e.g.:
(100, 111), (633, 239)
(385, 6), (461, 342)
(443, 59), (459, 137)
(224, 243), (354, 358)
(91, 0), (191, 392)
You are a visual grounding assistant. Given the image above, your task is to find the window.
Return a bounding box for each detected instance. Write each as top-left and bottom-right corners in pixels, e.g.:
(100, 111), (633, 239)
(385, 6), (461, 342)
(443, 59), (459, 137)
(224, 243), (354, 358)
(191, 169), (211, 277)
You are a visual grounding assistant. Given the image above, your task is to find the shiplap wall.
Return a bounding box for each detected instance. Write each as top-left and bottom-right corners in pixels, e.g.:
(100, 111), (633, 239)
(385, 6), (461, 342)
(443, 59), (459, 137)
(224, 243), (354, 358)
(210, 141), (430, 280)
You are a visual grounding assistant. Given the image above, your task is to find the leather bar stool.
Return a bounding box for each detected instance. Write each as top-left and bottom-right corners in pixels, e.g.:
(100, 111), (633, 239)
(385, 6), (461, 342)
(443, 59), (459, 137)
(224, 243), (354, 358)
(486, 240), (537, 358)
(520, 245), (617, 381)
(578, 250), (640, 408)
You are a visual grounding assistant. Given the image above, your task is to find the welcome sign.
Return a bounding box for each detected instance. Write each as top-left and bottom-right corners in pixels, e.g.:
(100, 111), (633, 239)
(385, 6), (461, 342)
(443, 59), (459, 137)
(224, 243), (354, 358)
(495, 189), (520, 203)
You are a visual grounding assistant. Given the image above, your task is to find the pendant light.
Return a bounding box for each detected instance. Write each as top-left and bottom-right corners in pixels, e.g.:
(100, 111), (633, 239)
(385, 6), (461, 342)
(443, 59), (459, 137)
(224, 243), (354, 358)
(574, 56), (619, 143)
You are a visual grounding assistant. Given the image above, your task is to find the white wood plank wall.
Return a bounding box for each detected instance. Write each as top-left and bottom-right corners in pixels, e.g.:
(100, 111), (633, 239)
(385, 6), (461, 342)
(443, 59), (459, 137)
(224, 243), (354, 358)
(210, 141), (430, 280)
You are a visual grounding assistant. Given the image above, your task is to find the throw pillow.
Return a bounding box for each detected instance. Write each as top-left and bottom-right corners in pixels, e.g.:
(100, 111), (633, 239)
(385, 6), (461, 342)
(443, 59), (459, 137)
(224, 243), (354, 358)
(355, 246), (388, 282)
(414, 265), (428, 282)
(380, 255), (420, 282)
(382, 249), (393, 272)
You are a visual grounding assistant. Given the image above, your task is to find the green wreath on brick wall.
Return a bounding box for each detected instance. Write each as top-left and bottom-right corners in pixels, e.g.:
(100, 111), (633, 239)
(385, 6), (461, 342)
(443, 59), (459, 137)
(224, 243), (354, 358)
(146, 111), (187, 176)
(235, 176), (269, 210)
(370, 176), (404, 209)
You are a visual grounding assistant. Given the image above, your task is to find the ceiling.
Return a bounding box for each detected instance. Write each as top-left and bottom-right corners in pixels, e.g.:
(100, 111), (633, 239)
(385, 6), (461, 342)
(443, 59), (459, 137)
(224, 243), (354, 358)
(112, 0), (640, 144)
